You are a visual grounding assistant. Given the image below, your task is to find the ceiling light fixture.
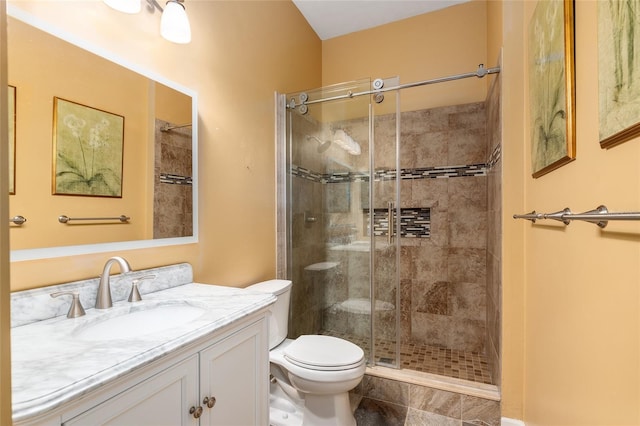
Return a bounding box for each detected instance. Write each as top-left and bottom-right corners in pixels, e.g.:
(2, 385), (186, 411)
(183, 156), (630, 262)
(104, 0), (191, 44)
(160, 0), (192, 44)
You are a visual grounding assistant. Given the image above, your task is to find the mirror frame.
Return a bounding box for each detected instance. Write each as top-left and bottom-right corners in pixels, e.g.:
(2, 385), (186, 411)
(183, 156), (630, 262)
(8, 4), (198, 262)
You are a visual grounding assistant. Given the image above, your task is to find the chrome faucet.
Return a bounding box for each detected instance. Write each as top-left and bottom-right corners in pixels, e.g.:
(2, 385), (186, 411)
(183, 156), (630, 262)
(95, 256), (132, 309)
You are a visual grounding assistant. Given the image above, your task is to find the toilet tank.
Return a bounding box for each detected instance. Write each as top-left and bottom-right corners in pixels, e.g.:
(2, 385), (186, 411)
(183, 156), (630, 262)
(245, 279), (291, 350)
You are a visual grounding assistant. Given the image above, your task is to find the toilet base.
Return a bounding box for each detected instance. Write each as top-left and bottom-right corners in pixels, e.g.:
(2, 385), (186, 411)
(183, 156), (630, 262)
(269, 394), (304, 426)
(302, 392), (356, 426)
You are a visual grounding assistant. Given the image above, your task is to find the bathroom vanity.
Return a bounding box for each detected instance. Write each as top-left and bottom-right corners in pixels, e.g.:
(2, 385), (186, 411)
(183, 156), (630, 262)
(10, 263), (275, 425)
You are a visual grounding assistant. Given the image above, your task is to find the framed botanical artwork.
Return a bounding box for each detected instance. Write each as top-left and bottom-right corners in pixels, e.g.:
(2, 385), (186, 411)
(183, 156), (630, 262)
(598, 1), (640, 149)
(53, 97), (124, 197)
(8, 85), (16, 194)
(528, 0), (576, 178)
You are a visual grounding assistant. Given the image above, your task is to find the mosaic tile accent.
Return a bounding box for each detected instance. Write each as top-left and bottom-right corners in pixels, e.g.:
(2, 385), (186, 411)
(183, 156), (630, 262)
(366, 207), (431, 238)
(400, 164), (486, 179)
(159, 173), (192, 186)
(486, 143), (501, 170)
(291, 163), (488, 185)
(290, 165), (324, 183)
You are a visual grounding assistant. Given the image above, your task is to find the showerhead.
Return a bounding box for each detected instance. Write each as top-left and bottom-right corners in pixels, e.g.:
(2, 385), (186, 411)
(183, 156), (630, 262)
(306, 135), (332, 153)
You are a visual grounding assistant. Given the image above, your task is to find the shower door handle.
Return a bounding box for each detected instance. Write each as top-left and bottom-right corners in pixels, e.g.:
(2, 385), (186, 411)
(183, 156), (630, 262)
(387, 201), (394, 245)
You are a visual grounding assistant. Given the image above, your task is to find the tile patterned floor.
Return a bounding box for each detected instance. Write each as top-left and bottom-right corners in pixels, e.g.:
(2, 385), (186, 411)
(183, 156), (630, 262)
(322, 330), (494, 385)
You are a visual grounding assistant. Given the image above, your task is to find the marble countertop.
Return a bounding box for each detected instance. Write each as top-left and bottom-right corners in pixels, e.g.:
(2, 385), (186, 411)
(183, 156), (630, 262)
(11, 283), (275, 422)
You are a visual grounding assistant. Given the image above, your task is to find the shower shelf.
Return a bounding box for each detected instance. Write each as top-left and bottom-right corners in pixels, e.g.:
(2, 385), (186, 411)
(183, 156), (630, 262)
(332, 298), (395, 314)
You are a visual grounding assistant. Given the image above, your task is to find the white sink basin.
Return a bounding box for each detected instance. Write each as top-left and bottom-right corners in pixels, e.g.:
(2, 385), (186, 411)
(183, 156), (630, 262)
(76, 304), (207, 341)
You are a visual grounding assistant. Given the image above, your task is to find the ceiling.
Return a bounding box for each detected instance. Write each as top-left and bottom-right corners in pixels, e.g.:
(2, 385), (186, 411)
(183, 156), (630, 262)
(292, 0), (471, 40)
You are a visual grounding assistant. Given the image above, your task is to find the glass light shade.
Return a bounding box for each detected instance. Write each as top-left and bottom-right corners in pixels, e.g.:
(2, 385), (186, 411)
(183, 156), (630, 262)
(161, 1), (192, 44)
(103, 0), (141, 14)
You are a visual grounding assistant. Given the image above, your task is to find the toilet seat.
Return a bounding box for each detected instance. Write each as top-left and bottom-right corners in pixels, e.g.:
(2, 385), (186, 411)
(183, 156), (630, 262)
(284, 335), (364, 371)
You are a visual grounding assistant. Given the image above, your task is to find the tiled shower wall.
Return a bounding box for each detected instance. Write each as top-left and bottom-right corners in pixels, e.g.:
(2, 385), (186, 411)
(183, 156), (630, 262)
(396, 102), (489, 353)
(286, 94), (501, 368)
(486, 74), (502, 387)
(153, 119), (193, 239)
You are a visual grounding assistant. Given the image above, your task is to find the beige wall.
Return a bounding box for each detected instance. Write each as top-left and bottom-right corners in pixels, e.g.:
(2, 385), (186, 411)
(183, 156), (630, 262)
(503, 0), (640, 424)
(500, 0), (526, 419)
(155, 82), (191, 125)
(0, 0), (11, 422)
(322, 0), (489, 112)
(7, 0), (321, 290)
(8, 17), (152, 250)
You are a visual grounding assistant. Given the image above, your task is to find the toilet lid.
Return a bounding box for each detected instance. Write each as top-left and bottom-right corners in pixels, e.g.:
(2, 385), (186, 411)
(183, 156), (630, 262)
(284, 335), (364, 371)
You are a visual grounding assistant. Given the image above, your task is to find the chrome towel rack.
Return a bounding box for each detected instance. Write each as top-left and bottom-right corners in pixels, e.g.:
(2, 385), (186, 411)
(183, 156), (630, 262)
(513, 205), (640, 228)
(9, 215), (27, 225)
(58, 215), (130, 224)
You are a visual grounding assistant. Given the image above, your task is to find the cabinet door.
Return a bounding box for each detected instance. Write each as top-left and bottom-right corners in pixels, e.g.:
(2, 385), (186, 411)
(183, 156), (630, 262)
(64, 354), (199, 426)
(199, 319), (268, 426)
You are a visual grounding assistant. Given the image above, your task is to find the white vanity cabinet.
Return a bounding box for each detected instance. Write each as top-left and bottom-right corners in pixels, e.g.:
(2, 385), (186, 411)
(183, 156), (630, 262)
(18, 315), (269, 426)
(198, 320), (267, 426)
(63, 354), (199, 426)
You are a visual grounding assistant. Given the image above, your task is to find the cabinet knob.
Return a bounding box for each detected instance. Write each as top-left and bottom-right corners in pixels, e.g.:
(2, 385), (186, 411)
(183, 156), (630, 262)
(189, 405), (203, 418)
(203, 396), (216, 408)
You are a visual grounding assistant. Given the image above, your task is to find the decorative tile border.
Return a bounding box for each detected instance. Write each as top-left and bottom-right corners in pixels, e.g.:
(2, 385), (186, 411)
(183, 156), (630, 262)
(160, 173), (193, 186)
(365, 207), (431, 238)
(400, 164), (486, 179)
(291, 163), (489, 185)
(487, 144), (501, 170)
(290, 145), (501, 241)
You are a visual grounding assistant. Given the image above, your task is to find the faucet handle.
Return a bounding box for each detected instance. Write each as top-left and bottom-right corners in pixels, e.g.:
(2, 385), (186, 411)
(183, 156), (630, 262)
(128, 275), (156, 302)
(51, 291), (86, 318)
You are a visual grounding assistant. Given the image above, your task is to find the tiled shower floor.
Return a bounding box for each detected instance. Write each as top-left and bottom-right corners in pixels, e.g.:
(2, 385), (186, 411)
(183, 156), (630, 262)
(322, 330), (494, 385)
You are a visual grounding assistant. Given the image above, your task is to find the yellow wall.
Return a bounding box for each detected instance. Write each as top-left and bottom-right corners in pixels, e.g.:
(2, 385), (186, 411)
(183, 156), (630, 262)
(155, 82), (191, 124)
(6, 0), (321, 290)
(501, 0), (526, 419)
(322, 0), (489, 112)
(503, 0), (640, 424)
(8, 17), (152, 250)
(0, 1), (11, 422)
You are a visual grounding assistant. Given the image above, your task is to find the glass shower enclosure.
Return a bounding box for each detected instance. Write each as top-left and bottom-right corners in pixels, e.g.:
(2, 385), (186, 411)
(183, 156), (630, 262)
(277, 78), (401, 368)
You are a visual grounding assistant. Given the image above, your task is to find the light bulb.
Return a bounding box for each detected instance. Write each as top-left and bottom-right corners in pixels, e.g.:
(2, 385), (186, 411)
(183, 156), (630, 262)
(161, 1), (192, 44)
(103, 0), (141, 14)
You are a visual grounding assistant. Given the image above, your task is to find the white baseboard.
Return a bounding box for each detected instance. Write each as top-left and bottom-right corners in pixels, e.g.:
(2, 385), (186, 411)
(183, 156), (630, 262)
(502, 418), (525, 426)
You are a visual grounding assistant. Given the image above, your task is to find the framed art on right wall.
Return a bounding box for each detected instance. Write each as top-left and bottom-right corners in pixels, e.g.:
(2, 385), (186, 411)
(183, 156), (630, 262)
(598, 0), (640, 149)
(528, 0), (576, 178)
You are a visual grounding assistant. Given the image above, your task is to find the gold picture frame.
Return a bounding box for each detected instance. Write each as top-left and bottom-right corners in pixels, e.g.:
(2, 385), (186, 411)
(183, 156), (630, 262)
(8, 85), (16, 194)
(598, 1), (640, 149)
(528, 0), (576, 178)
(53, 97), (124, 197)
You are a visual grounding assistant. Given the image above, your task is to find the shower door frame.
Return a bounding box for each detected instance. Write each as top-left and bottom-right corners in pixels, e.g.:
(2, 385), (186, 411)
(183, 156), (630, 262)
(368, 82), (402, 369)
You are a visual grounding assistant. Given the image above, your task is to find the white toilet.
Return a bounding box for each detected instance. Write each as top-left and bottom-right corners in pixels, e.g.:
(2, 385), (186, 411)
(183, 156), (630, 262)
(246, 279), (365, 426)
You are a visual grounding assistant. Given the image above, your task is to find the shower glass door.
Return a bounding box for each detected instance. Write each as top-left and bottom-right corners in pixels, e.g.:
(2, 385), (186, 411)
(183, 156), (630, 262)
(370, 78), (400, 367)
(283, 79), (400, 368)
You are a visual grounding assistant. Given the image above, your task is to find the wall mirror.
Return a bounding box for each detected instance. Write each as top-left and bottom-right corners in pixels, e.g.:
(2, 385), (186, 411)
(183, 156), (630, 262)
(7, 7), (198, 261)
